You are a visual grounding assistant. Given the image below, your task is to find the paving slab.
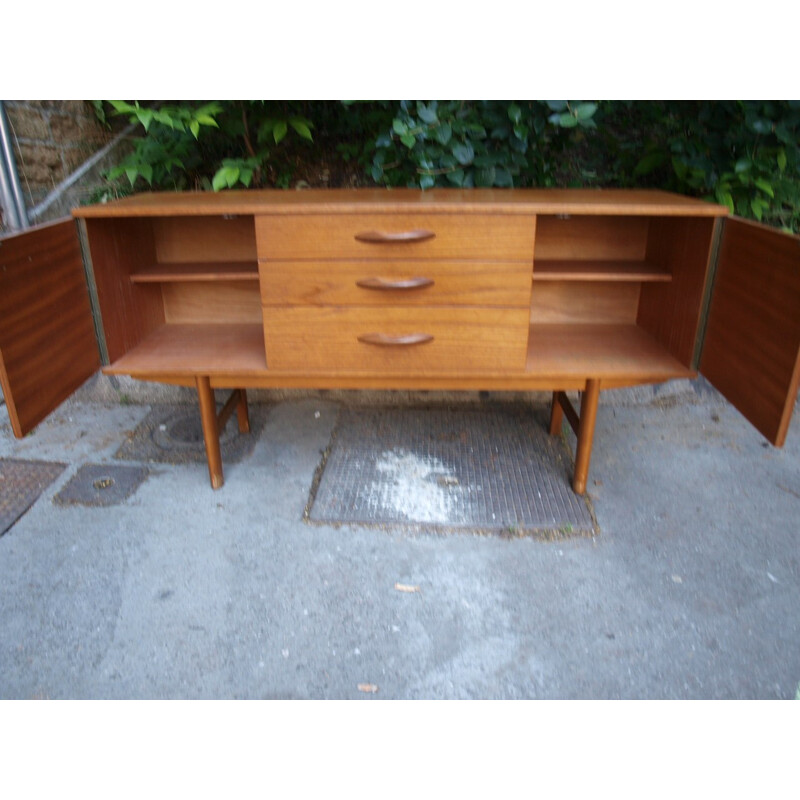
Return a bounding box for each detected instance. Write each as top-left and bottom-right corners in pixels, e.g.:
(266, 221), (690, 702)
(0, 382), (798, 699)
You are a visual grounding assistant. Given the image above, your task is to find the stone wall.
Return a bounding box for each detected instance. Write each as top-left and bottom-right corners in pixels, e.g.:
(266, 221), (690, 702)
(2, 100), (117, 225)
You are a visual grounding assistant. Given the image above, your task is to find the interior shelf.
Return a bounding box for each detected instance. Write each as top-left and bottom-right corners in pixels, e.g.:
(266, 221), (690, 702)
(129, 261), (259, 283)
(526, 324), (693, 380)
(533, 260), (672, 282)
(104, 323), (267, 377)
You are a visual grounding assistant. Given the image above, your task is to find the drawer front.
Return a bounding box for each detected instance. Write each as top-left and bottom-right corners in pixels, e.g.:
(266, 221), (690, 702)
(263, 306), (529, 373)
(255, 213), (536, 261)
(259, 260), (533, 307)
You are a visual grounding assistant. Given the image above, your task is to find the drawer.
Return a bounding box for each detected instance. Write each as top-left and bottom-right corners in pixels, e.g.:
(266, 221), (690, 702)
(263, 306), (530, 373)
(255, 213), (536, 261)
(259, 260), (533, 307)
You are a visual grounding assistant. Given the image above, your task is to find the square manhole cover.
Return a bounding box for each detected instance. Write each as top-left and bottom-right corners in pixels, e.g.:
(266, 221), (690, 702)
(53, 464), (149, 507)
(308, 405), (596, 536)
(0, 458), (66, 536)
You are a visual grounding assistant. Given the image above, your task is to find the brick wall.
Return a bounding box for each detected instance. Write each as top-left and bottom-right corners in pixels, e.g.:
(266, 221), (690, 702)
(3, 100), (116, 213)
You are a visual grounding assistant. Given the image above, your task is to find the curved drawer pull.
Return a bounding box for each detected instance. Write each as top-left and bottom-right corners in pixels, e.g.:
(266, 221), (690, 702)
(357, 332), (434, 347)
(356, 276), (435, 291)
(354, 229), (436, 243)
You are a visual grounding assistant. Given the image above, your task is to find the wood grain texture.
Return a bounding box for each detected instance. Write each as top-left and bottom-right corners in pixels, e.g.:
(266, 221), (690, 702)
(103, 324), (267, 376)
(73, 188), (729, 218)
(262, 306), (530, 373)
(130, 262), (258, 282)
(527, 324), (694, 381)
(83, 217), (165, 363)
(533, 260), (671, 282)
(533, 216), (649, 261)
(259, 260), (533, 307)
(700, 217), (800, 446)
(0, 219), (100, 437)
(152, 216), (257, 263)
(637, 216), (717, 368)
(530, 282), (640, 324)
(255, 213), (536, 261)
(162, 282), (262, 323)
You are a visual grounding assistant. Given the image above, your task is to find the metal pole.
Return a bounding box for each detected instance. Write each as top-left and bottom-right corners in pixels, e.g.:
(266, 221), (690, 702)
(0, 101), (29, 230)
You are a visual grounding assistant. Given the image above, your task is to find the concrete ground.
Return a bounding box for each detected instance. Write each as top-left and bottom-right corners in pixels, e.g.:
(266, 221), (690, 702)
(0, 377), (798, 699)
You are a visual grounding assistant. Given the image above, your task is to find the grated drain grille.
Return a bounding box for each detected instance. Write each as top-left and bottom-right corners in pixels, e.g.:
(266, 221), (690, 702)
(0, 458), (66, 536)
(308, 405), (596, 536)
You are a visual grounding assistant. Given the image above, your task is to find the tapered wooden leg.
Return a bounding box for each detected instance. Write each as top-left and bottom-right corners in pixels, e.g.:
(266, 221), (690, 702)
(236, 388), (250, 433)
(573, 379), (600, 495)
(196, 376), (224, 490)
(549, 391), (564, 435)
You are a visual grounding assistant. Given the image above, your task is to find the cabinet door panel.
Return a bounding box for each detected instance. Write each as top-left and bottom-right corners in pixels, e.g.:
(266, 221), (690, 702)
(0, 219), (100, 437)
(700, 217), (800, 446)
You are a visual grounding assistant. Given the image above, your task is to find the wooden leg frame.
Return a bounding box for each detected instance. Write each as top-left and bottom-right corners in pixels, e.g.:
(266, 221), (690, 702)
(195, 377), (250, 489)
(194, 375), (599, 494)
(549, 379), (601, 495)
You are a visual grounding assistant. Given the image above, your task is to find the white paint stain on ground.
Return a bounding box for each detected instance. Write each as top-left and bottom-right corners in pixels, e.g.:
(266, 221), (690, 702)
(368, 448), (468, 524)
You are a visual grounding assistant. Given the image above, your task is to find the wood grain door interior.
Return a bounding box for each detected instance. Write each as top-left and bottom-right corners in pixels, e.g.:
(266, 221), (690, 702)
(0, 218), (100, 437)
(699, 217), (800, 446)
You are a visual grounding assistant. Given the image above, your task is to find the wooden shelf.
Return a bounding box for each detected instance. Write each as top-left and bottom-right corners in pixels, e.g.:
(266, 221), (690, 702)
(130, 261), (259, 283)
(533, 260), (672, 282)
(104, 323), (267, 377)
(526, 324), (694, 381)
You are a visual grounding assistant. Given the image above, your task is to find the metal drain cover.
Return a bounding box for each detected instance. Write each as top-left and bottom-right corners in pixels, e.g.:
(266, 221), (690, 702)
(309, 405), (595, 535)
(114, 404), (268, 465)
(53, 464), (148, 507)
(0, 458), (66, 536)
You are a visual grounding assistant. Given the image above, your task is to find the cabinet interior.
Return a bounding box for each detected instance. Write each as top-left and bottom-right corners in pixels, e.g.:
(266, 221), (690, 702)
(88, 210), (716, 383)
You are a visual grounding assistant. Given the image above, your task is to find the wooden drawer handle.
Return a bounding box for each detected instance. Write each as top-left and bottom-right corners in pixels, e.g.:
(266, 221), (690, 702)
(354, 229), (436, 243)
(356, 276), (435, 291)
(357, 332), (434, 347)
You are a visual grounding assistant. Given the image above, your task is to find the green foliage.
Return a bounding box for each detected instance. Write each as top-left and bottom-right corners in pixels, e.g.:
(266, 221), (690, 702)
(368, 100), (599, 189)
(95, 100), (800, 233)
(102, 101), (314, 191)
(621, 101), (800, 232)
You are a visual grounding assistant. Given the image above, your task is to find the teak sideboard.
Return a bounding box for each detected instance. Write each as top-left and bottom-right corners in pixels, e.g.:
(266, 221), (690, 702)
(1, 189), (799, 493)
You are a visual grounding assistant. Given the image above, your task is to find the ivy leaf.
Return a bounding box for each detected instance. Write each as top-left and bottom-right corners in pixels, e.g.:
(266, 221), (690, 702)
(194, 114), (218, 127)
(417, 102), (438, 124)
(734, 158), (751, 173)
(558, 113), (578, 128)
(777, 149), (787, 172)
(750, 197), (764, 220)
(393, 119), (409, 136)
(715, 187), (734, 213)
(273, 120), (288, 144)
(546, 101), (568, 112)
(289, 117), (314, 141)
(189, 119), (200, 139)
(446, 169), (465, 187)
(125, 167), (139, 186)
(475, 166), (496, 187)
(507, 103), (522, 124)
(574, 103), (597, 120)
(434, 122), (452, 145)
(754, 178), (775, 197)
(400, 133), (416, 149)
(451, 141), (474, 165)
(140, 163), (153, 185)
(494, 167), (513, 187)
(419, 173), (435, 189)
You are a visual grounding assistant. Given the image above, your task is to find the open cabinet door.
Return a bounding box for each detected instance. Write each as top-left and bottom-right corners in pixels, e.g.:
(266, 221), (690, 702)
(700, 217), (800, 447)
(0, 218), (100, 438)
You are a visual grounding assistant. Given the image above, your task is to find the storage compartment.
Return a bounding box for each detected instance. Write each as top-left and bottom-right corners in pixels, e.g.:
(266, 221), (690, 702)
(528, 215), (717, 379)
(83, 215), (264, 374)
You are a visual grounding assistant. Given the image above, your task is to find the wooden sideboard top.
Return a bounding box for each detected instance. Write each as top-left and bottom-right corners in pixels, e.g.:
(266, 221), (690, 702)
(73, 188), (729, 218)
